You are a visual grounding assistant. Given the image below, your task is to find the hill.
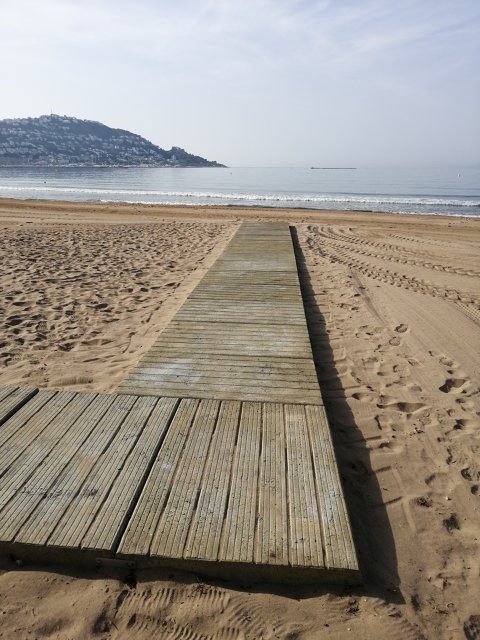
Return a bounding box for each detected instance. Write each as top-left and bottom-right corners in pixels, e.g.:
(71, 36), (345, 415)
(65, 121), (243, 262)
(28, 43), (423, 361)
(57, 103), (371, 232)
(0, 115), (225, 167)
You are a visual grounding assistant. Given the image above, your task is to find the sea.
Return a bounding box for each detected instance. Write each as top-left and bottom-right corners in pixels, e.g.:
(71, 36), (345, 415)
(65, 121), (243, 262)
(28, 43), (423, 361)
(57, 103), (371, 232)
(0, 166), (479, 218)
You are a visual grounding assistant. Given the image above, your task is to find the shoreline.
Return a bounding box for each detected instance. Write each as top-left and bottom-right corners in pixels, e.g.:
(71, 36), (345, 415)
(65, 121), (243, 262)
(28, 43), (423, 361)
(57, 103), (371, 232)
(0, 196), (479, 224)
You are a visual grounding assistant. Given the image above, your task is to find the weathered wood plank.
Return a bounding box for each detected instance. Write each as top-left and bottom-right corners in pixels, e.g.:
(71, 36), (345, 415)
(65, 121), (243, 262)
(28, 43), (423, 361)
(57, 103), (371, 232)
(285, 404), (325, 569)
(133, 359), (317, 373)
(0, 386), (37, 427)
(305, 404), (359, 572)
(117, 384), (322, 405)
(143, 344), (312, 358)
(183, 400), (240, 561)
(165, 321), (309, 336)
(254, 402), (288, 565)
(220, 401), (261, 563)
(138, 353), (313, 367)
(126, 372), (320, 391)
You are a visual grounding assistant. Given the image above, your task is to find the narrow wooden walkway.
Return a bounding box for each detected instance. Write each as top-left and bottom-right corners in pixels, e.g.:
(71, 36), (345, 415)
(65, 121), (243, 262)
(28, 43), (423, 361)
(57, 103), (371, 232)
(0, 386), (359, 583)
(118, 223), (322, 404)
(0, 222), (360, 584)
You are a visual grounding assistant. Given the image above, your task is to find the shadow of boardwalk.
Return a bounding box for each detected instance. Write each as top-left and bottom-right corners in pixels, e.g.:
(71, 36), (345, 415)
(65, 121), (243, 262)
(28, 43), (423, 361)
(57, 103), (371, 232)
(290, 226), (401, 602)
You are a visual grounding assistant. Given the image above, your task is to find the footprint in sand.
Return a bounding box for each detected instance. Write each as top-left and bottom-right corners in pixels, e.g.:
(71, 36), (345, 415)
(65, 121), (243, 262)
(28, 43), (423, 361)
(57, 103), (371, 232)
(395, 323), (408, 333)
(455, 397), (474, 411)
(414, 495), (433, 508)
(450, 417), (474, 433)
(378, 400), (428, 414)
(352, 391), (373, 402)
(464, 615), (480, 640)
(5, 315), (23, 327)
(443, 513), (460, 533)
(438, 355), (457, 368)
(439, 378), (467, 393)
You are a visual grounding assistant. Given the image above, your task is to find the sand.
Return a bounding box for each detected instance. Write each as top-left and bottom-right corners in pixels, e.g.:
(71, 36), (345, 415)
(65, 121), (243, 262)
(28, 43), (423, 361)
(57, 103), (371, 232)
(0, 198), (479, 640)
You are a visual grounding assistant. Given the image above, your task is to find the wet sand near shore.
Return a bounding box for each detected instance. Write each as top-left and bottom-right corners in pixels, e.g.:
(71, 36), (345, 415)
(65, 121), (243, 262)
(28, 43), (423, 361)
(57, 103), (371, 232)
(0, 198), (478, 639)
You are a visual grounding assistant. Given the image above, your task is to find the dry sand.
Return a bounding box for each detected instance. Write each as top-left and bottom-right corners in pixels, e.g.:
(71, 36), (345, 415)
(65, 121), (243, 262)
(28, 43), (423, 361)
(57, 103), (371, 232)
(0, 198), (479, 639)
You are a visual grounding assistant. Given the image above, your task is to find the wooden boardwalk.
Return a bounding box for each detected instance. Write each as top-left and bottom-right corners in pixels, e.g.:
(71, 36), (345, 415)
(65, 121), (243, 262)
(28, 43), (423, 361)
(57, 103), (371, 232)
(118, 223), (322, 404)
(0, 222), (360, 584)
(0, 386), (359, 583)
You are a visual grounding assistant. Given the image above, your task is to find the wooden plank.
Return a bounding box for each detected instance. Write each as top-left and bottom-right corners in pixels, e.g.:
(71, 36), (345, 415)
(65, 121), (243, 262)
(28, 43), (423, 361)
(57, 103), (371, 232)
(212, 260), (297, 270)
(177, 307), (304, 316)
(119, 376), (320, 393)
(285, 404), (325, 569)
(202, 275), (299, 286)
(166, 321), (308, 335)
(141, 346), (310, 358)
(138, 353), (314, 367)
(149, 330), (310, 342)
(177, 301), (303, 311)
(131, 366), (318, 384)
(128, 360), (318, 374)
(143, 341), (310, 353)
(117, 384), (322, 405)
(189, 289), (301, 298)
(145, 340), (312, 353)
(183, 400), (241, 561)
(0, 386), (37, 427)
(126, 372), (320, 391)
(188, 283), (300, 291)
(175, 315), (306, 326)
(175, 308), (305, 320)
(305, 404), (359, 572)
(220, 402), (261, 563)
(151, 326), (310, 339)
(255, 402), (288, 565)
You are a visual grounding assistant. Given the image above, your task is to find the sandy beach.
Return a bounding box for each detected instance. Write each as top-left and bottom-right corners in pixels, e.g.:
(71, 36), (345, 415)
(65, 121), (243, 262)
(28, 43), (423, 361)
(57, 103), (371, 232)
(0, 198), (479, 639)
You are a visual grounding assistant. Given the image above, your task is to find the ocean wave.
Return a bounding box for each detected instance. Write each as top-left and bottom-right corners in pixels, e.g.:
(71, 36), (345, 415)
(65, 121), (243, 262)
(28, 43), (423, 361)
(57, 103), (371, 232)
(92, 199), (478, 218)
(0, 185), (479, 207)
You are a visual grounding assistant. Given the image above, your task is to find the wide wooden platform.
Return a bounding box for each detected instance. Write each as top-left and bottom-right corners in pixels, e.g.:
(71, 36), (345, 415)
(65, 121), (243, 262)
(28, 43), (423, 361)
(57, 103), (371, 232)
(118, 223), (322, 405)
(0, 386), (359, 583)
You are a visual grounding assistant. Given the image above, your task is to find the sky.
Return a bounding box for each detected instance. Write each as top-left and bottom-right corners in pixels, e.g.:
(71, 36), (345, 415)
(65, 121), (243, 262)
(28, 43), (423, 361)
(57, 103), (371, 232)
(1, 0), (479, 167)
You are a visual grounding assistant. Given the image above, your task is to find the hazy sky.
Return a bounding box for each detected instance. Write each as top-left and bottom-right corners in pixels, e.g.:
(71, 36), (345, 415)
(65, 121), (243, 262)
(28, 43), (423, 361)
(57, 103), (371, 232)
(1, 0), (479, 167)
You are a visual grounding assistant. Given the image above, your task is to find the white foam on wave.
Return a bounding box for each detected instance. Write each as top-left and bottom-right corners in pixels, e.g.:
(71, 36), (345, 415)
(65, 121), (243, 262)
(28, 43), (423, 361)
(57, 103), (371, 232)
(0, 185), (479, 207)
(93, 199), (478, 218)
